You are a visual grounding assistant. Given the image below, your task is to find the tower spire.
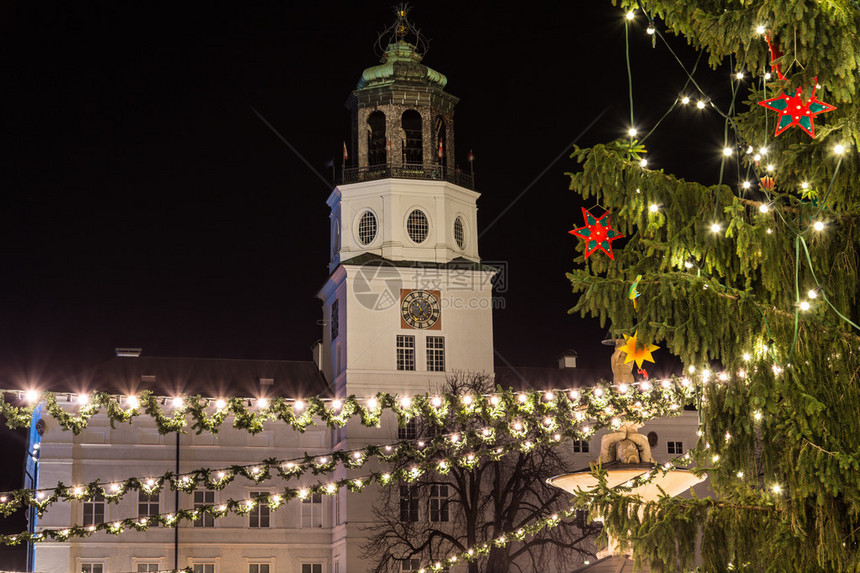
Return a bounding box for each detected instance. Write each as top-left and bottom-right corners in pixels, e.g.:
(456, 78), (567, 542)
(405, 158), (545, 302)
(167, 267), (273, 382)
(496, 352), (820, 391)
(374, 3), (429, 60)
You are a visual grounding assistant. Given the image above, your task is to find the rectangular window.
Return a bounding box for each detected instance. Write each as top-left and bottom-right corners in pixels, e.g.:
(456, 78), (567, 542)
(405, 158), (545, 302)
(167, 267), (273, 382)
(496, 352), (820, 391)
(667, 441), (684, 455)
(193, 565), (215, 573)
(82, 494), (105, 526)
(429, 484), (449, 522)
(398, 418), (417, 441)
(138, 490), (159, 517)
(137, 565), (160, 572)
(301, 565), (323, 573)
(572, 440), (590, 453)
(400, 559), (421, 573)
(331, 299), (339, 340)
(249, 565), (270, 573)
(396, 335), (415, 371)
(426, 336), (445, 372)
(81, 565), (104, 573)
(193, 490), (215, 528)
(249, 491), (270, 528)
(334, 492), (341, 525)
(399, 485), (419, 522)
(302, 492), (323, 528)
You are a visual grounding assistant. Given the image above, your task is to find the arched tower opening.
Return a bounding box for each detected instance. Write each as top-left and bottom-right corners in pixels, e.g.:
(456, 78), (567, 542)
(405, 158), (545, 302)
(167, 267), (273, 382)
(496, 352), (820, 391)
(366, 111), (387, 166)
(401, 110), (423, 165)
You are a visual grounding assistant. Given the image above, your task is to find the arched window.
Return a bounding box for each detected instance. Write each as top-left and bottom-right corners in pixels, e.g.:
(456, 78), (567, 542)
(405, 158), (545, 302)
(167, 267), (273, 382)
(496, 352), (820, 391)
(435, 115), (447, 167)
(367, 111), (387, 166)
(401, 110), (423, 165)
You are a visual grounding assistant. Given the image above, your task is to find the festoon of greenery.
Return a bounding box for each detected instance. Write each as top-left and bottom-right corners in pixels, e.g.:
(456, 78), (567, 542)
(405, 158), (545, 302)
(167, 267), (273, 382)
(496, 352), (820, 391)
(564, 1), (860, 571)
(0, 381), (691, 436)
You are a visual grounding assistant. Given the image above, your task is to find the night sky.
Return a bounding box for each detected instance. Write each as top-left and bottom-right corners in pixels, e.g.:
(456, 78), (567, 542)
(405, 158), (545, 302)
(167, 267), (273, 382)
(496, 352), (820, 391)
(0, 1), (730, 565)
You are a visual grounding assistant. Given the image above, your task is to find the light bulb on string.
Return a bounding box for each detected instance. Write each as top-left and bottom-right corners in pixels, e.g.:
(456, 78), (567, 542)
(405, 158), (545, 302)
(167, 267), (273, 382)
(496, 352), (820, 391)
(735, 71), (744, 80)
(696, 100), (706, 109)
(766, 164), (775, 172)
(649, 203), (659, 213)
(742, 181), (751, 190)
(722, 147), (733, 157)
(759, 203), (770, 213)
(256, 397), (268, 409)
(628, 127), (638, 137)
(625, 10), (635, 20)
(813, 221), (825, 231)
(646, 25), (655, 35)
(710, 222), (722, 233)
(808, 288), (820, 299)
(171, 396), (184, 409)
(366, 397), (378, 409)
(214, 399), (226, 410)
(753, 153), (762, 161)
(756, 24), (766, 35)
(639, 158), (648, 167)
(681, 96), (690, 104)
(764, 72), (772, 80)
(24, 389), (40, 403)
(798, 300), (811, 311)
(834, 144), (845, 155)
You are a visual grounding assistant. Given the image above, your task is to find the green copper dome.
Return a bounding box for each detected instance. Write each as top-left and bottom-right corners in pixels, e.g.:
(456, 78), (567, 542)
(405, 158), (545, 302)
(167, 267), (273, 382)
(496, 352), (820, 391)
(356, 40), (447, 90)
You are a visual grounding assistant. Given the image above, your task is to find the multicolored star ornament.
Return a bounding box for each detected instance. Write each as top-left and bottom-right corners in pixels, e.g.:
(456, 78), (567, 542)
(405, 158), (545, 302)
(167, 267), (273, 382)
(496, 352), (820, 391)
(569, 208), (624, 260)
(758, 81), (836, 138)
(618, 330), (660, 369)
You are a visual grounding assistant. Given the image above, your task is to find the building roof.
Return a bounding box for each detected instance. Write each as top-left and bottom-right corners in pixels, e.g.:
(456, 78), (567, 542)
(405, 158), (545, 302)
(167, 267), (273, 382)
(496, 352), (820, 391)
(54, 355), (331, 399)
(340, 252), (499, 273)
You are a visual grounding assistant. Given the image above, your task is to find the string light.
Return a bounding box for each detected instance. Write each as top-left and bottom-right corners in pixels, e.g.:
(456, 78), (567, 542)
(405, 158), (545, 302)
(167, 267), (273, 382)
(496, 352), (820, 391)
(639, 158), (648, 167)
(764, 72), (772, 80)
(696, 100), (706, 109)
(126, 395), (140, 409)
(710, 222), (722, 233)
(742, 181), (751, 190)
(256, 397), (269, 409)
(756, 24), (766, 34)
(834, 144), (845, 155)
(214, 399), (227, 410)
(723, 147), (733, 156)
(759, 203), (769, 213)
(649, 203), (659, 213)
(798, 301), (811, 311)
(628, 127), (638, 137)
(646, 25), (655, 35)
(171, 397), (184, 409)
(813, 221), (825, 231)
(681, 96), (690, 104)
(625, 10), (635, 20)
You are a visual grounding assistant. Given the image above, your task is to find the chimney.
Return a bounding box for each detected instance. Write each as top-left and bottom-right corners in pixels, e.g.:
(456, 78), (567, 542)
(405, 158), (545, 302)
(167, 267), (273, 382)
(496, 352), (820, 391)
(115, 347), (143, 357)
(557, 350), (577, 369)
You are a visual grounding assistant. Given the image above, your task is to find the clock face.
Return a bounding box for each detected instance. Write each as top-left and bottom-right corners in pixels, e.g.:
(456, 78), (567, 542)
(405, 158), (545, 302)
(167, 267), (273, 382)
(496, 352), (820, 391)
(400, 290), (441, 329)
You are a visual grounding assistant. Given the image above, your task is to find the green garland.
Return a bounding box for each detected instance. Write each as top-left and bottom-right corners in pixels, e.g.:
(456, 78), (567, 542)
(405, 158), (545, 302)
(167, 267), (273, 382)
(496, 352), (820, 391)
(0, 421), (564, 518)
(0, 381), (693, 436)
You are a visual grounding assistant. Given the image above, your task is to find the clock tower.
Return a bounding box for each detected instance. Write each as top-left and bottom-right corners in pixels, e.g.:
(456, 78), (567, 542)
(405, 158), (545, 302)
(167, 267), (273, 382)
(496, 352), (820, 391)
(317, 8), (496, 401)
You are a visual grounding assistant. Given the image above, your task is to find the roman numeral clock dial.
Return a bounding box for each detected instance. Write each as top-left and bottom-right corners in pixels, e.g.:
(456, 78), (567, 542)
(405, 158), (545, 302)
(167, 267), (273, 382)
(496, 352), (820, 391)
(400, 289), (441, 330)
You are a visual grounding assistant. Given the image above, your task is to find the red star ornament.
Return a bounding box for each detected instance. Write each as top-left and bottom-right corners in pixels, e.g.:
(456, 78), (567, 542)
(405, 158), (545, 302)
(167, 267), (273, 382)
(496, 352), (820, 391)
(758, 81), (836, 138)
(569, 207), (624, 260)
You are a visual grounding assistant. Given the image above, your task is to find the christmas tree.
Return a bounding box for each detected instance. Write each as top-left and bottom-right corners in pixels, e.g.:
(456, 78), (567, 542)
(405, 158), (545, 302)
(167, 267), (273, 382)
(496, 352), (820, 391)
(566, 1), (859, 571)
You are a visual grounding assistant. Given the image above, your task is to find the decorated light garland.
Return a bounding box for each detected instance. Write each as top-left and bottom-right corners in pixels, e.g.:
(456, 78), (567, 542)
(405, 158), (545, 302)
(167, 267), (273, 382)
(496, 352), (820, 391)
(0, 417), (580, 518)
(0, 381), (694, 436)
(0, 425), (583, 546)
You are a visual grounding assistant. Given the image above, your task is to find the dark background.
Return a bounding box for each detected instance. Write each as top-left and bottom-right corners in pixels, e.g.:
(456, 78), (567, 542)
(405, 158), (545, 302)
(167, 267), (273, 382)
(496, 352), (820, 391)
(0, 1), (730, 567)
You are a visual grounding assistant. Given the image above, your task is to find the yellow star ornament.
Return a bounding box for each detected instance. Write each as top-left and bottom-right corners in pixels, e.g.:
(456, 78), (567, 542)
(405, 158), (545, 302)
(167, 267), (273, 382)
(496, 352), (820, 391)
(619, 331), (660, 368)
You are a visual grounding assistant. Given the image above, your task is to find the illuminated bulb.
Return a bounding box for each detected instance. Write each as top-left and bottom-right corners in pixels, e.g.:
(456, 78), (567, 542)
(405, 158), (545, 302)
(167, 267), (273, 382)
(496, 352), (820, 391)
(767, 228), (773, 234)
(298, 488), (309, 499)
(725, 432), (732, 440)
(582, 425), (591, 433)
(611, 417), (621, 427)
(518, 393), (527, 403)
(718, 372), (729, 382)
(214, 399), (226, 410)
(772, 484), (781, 494)
(618, 383), (628, 394)
(681, 96), (690, 104)
(834, 144), (845, 155)
(742, 181), (751, 190)
(171, 396), (184, 409)
(593, 387), (604, 397)
(553, 433), (561, 441)
(766, 164), (775, 172)
(625, 10), (635, 20)
(754, 411), (762, 421)
(146, 479), (155, 488)
(639, 158), (648, 167)
(544, 417), (553, 425)
(61, 529), (70, 536)
(366, 397), (378, 409)
(756, 25), (766, 34)
(326, 483), (336, 493)
(331, 399), (343, 410)
(640, 381), (652, 391)
(569, 390), (580, 400)
(684, 260), (693, 269)
(738, 369), (746, 379)
(799, 300), (810, 311)
(293, 400), (305, 411)
(36, 492), (44, 500)
(753, 153), (762, 161)
(77, 393), (90, 405)
(723, 147), (733, 156)
(450, 434), (460, 442)
(353, 451), (362, 459)
(461, 395), (472, 405)
(807, 289), (818, 299)
(512, 421), (523, 431)
(384, 445), (392, 452)
(661, 379), (671, 388)
(646, 25), (655, 35)
(696, 100), (706, 109)
(765, 72), (772, 80)
(318, 457), (327, 464)
(218, 504), (227, 512)
(73, 487), (82, 496)
(251, 466), (260, 474)
(628, 127), (638, 137)
(438, 460), (448, 469)
(801, 181), (809, 189)
(126, 395), (140, 409)
(24, 389), (40, 403)
(746, 146), (754, 154)
(0, 496), (5, 503)
(489, 396), (500, 406)
(649, 203), (659, 213)
(544, 391), (555, 401)
(813, 221), (825, 231)
(735, 72), (743, 80)
(737, 471), (744, 478)
(217, 471), (225, 479)
(481, 427), (491, 436)
(417, 441), (425, 447)
(710, 222), (722, 233)
(431, 396), (442, 407)
(110, 483), (120, 492)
